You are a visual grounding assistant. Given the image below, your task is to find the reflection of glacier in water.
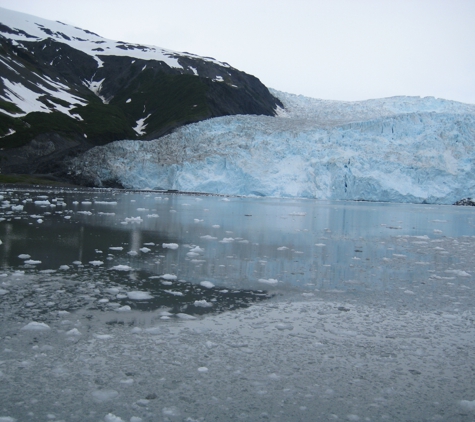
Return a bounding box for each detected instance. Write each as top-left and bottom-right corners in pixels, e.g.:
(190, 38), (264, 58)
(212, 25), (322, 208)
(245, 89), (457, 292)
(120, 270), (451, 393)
(1, 188), (475, 421)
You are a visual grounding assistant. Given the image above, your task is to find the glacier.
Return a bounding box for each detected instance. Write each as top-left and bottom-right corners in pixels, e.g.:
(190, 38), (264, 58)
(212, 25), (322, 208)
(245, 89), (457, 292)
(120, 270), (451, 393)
(70, 90), (475, 204)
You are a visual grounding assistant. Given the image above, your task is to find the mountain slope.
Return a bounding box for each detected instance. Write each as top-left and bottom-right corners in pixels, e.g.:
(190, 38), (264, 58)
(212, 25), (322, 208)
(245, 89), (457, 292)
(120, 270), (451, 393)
(69, 90), (475, 204)
(0, 7), (281, 175)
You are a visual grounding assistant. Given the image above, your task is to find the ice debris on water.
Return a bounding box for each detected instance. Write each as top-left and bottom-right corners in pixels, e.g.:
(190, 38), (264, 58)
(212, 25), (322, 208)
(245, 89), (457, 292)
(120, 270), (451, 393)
(91, 389), (119, 403)
(110, 265), (133, 271)
(21, 321), (50, 331)
(460, 400), (475, 411)
(66, 328), (81, 336)
(104, 413), (125, 422)
(200, 281), (214, 288)
(159, 274), (177, 280)
(89, 260), (104, 266)
(258, 278), (279, 285)
(127, 291), (153, 300)
(194, 300), (213, 307)
(115, 305), (132, 312)
(162, 242), (179, 249)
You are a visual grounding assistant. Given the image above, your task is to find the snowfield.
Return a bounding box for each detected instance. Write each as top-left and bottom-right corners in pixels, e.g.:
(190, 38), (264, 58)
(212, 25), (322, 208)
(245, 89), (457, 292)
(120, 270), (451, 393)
(71, 90), (475, 204)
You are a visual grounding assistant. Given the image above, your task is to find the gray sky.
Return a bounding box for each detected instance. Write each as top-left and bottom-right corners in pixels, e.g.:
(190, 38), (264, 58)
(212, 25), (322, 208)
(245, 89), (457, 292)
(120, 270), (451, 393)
(1, 0), (474, 104)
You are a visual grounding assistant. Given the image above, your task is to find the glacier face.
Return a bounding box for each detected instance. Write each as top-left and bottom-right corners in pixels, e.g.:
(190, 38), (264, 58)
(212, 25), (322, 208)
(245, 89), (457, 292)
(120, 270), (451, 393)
(70, 90), (475, 204)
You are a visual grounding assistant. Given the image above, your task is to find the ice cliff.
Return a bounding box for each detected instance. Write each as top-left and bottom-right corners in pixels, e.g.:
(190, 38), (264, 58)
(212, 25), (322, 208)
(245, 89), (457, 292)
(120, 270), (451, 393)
(70, 90), (475, 204)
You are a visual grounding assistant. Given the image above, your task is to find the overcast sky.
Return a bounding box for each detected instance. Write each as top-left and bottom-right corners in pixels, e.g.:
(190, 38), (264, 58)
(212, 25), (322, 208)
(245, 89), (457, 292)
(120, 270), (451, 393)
(1, 0), (474, 104)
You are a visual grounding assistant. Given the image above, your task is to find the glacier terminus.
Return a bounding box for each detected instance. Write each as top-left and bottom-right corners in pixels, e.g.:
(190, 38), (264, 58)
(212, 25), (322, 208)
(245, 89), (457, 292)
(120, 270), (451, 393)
(71, 90), (475, 204)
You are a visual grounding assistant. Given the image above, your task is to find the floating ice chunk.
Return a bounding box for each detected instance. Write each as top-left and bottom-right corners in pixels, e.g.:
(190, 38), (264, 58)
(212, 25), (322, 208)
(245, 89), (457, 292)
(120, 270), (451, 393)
(164, 290), (183, 296)
(109, 247), (123, 251)
(200, 235), (217, 240)
(176, 313), (196, 320)
(124, 217), (143, 223)
(190, 246), (204, 253)
(66, 328), (81, 336)
(275, 323), (293, 330)
(139, 247), (151, 253)
(277, 246), (289, 250)
(460, 400), (475, 411)
(22, 321), (50, 331)
(200, 281), (214, 289)
(127, 291), (153, 300)
(194, 300), (213, 307)
(37, 219), (43, 223)
(72, 261), (82, 265)
(107, 287), (120, 294)
(24, 259), (41, 265)
(127, 251), (138, 256)
(94, 334), (113, 339)
(81, 201), (92, 205)
(91, 389), (119, 403)
(95, 201), (117, 205)
(11, 205), (23, 211)
(445, 270), (471, 277)
(89, 260), (104, 266)
(64, 215), (71, 219)
(258, 278), (279, 285)
(0, 417), (16, 422)
(147, 213), (159, 218)
(18, 254), (31, 259)
(289, 212), (306, 216)
(77, 211), (92, 215)
(159, 274), (177, 280)
(34, 200), (50, 205)
(116, 305), (132, 312)
(98, 298), (109, 303)
(110, 265), (133, 271)
(219, 237), (234, 243)
(0, 289), (9, 295)
(59, 265), (69, 270)
(144, 242), (155, 246)
(162, 243), (179, 249)
(212, 224), (220, 228)
(104, 413), (124, 422)
(197, 367), (208, 372)
(194, 219), (203, 223)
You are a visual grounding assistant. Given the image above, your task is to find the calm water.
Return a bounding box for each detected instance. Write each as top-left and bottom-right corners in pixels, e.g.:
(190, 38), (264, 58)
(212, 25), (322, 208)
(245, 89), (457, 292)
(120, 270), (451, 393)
(1, 188), (475, 313)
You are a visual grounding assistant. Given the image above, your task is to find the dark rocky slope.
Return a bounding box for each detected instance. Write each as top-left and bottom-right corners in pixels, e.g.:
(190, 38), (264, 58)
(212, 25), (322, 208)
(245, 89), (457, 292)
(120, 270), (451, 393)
(0, 8), (282, 181)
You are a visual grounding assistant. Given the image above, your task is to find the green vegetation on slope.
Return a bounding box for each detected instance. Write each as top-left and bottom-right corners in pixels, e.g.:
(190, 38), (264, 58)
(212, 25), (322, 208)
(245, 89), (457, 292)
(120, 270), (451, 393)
(111, 71), (210, 137)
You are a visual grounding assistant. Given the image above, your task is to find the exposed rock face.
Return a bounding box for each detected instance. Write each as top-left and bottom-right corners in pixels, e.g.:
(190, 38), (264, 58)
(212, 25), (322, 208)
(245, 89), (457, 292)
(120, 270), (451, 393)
(454, 198), (475, 206)
(0, 7), (282, 179)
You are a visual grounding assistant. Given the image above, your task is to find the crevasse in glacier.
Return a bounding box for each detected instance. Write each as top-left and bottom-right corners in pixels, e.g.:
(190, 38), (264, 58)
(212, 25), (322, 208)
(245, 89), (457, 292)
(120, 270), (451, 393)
(70, 90), (475, 204)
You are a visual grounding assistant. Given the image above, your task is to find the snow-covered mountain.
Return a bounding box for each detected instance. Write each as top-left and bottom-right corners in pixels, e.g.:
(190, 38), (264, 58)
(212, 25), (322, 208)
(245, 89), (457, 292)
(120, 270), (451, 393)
(0, 7), (280, 173)
(1, 8), (475, 204)
(71, 89), (475, 204)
